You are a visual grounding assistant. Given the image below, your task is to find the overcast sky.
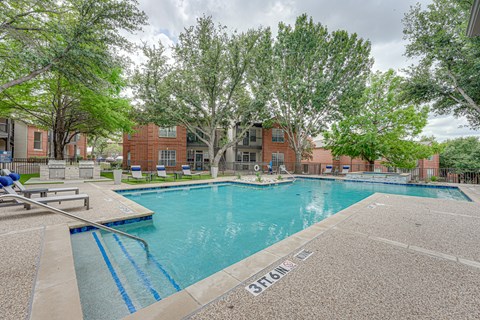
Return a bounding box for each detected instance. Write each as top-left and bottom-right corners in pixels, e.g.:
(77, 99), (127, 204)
(129, 0), (480, 141)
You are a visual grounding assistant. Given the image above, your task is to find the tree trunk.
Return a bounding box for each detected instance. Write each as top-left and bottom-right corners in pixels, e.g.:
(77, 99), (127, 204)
(53, 130), (66, 160)
(208, 143), (218, 178)
(368, 160), (375, 172)
(295, 151), (302, 174)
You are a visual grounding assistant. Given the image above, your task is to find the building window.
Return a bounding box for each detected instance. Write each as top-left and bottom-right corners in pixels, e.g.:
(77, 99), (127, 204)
(187, 130), (204, 143)
(72, 133), (80, 142)
(272, 129), (284, 143)
(272, 152), (284, 166)
(427, 155), (434, 161)
(427, 168), (435, 178)
(33, 132), (42, 150)
(127, 134), (132, 140)
(159, 126), (177, 138)
(159, 150), (176, 167)
(187, 149), (194, 162)
(250, 129), (256, 142)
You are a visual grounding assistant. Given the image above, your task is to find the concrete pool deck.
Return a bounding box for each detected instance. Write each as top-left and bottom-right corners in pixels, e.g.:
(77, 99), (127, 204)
(0, 176), (479, 319)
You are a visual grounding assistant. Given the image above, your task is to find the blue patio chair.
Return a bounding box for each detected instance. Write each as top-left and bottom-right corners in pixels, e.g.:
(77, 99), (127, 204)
(128, 165), (147, 181)
(182, 165), (202, 179)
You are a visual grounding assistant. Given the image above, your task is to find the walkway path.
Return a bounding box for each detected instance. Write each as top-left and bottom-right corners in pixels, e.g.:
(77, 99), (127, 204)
(1, 179), (479, 319)
(190, 192), (480, 319)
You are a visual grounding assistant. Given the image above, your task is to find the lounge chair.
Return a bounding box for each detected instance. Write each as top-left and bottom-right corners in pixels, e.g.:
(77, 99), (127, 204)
(0, 176), (90, 210)
(128, 165), (147, 181)
(182, 165), (202, 179)
(323, 165), (333, 175)
(2, 170), (79, 196)
(341, 165), (350, 174)
(155, 165), (168, 180)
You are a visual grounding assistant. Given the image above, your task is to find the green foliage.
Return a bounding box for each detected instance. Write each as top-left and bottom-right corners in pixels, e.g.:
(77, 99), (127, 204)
(440, 136), (480, 170)
(324, 70), (437, 169)
(403, 0), (480, 129)
(0, 0), (143, 159)
(430, 176), (438, 182)
(134, 16), (272, 172)
(269, 14), (372, 171)
(1, 72), (134, 159)
(0, 0), (147, 92)
(256, 172), (262, 182)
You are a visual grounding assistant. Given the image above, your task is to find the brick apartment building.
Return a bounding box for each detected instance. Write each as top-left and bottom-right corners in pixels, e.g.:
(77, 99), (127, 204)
(123, 123), (296, 171)
(302, 138), (440, 178)
(123, 123), (440, 176)
(0, 118), (87, 159)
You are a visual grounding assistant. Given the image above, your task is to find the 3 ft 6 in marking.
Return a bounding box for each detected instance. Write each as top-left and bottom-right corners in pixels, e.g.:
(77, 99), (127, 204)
(245, 260), (297, 296)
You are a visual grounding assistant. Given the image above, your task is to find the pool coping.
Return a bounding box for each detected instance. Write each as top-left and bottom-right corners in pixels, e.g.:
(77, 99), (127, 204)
(30, 178), (479, 320)
(120, 192), (385, 319)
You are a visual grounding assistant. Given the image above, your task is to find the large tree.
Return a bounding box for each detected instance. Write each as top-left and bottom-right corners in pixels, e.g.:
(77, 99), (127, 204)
(440, 136), (480, 170)
(0, 71), (133, 159)
(269, 14), (372, 173)
(403, 0), (480, 129)
(324, 70), (438, 169)
(0, 0), (147, 93)
(133, 17), (272, 177)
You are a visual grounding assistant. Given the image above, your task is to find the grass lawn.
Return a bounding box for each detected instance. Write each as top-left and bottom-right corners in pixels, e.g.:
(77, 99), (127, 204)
(101, 171), (231, 185)
(19, 173), (40, 184)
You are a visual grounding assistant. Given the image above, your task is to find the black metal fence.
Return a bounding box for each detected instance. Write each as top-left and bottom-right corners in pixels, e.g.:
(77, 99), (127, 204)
(9, 157), (478, 184)
(118, 160), (480, 184)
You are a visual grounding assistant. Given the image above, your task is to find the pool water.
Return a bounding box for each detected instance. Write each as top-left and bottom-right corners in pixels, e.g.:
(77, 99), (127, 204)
(71, 179), (468, 319)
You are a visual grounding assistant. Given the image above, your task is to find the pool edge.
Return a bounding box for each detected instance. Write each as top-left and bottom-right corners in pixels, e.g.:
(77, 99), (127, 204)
(30, 224), (83, 320)
(120, 193), (384, 320)
(32, 178), (477, 320)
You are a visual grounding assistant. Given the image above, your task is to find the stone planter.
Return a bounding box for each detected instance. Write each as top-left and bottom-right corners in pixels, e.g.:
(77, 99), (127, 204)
(113, 169), (123, 185)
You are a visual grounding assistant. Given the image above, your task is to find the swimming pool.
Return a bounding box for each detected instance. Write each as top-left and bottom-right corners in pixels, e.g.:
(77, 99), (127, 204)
(71, 179), (469, 319)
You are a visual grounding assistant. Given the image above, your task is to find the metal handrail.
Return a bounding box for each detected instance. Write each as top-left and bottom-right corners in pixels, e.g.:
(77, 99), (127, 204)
(0, 194), (149, 250)
(279, 165), (296, 181)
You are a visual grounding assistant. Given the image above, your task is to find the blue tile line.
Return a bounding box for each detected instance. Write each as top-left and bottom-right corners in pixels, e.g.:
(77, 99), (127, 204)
(116, 180), (294, 195)
(92, 232), (136, 314)
(112, 234), (162, 301)
(137, 242), (181, 292)
(298, 176), (461, 189)
(70, 216), (153, 234)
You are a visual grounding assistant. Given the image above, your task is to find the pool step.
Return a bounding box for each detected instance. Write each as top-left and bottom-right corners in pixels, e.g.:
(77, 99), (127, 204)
(94, 231), (181, 316)
(71, 231), (138, 320)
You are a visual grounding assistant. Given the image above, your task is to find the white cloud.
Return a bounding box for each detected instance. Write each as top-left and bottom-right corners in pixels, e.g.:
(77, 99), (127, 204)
(128, 0), (478, 140)
(422, 114), (480, 141)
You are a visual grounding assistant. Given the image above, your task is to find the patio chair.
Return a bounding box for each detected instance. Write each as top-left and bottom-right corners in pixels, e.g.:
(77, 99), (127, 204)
(155, 165), (168, 180)
(323, 165), (333, 175)
(2, 170), (79, 196)
(341, 165), (350, 174)
(0, 176), (90, 210)
(182, 165), (202, 179)
(128, 165), (147, 181)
